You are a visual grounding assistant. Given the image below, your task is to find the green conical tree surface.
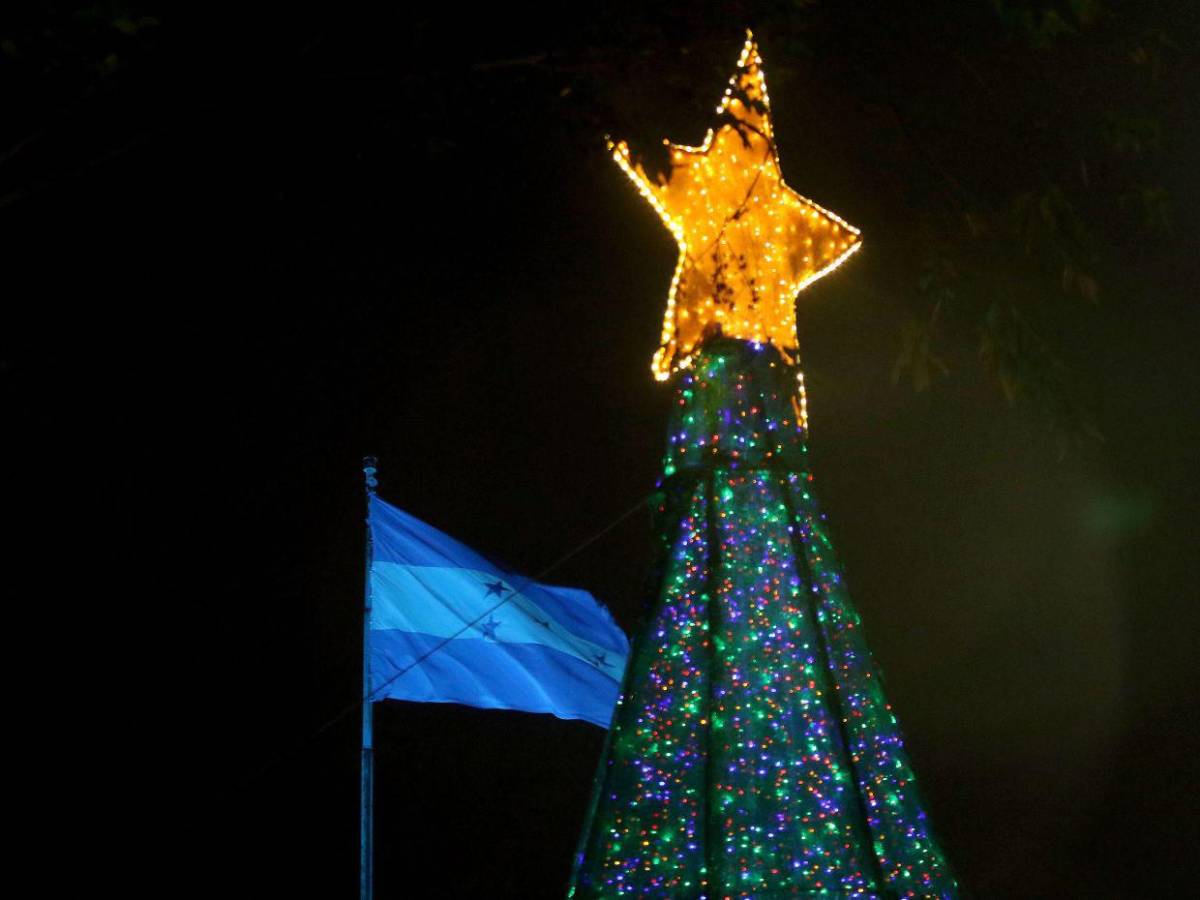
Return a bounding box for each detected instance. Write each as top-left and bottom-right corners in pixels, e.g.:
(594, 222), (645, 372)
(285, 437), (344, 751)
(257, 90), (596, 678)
(569, 338), (957, 898)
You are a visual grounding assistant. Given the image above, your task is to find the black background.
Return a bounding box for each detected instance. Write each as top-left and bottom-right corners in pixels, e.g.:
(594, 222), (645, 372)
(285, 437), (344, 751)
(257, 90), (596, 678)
(6, 3), (1198, 896)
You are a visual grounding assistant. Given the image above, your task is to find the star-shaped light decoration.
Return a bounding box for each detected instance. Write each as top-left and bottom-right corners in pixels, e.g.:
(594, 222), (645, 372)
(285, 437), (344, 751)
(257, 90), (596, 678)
(611, 31), (862, 390)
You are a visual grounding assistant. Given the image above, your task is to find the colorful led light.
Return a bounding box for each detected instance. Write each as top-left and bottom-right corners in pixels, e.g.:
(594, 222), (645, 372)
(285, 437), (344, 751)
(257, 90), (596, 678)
(568, 342), (958, 898)
(571, 31), (954, 900)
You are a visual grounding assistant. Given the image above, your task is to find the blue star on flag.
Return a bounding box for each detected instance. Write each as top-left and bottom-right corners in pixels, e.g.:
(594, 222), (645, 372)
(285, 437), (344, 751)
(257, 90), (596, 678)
(483, 579), (510, 598)
(592, 652), (613, 669)
(479, 616), (502, 640)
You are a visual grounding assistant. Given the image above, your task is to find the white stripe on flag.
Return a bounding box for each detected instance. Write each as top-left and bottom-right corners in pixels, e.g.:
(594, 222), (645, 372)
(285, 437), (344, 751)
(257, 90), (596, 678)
(369, 563), (626, 676)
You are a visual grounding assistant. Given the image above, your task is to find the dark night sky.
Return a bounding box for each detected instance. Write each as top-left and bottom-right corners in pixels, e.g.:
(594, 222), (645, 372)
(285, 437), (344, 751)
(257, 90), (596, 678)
(6, 3), (1198, 897)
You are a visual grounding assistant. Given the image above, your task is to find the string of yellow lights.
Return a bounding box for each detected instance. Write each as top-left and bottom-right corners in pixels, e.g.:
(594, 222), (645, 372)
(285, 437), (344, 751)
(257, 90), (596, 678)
(608, 29), (863, 430)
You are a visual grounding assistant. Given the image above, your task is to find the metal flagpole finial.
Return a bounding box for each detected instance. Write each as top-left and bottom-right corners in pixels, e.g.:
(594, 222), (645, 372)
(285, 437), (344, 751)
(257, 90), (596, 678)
(362, 456), (378, 495)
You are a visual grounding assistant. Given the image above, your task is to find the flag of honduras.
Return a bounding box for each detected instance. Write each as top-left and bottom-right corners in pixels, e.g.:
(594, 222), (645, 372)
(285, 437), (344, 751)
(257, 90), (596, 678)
(366, 495), (630, 728)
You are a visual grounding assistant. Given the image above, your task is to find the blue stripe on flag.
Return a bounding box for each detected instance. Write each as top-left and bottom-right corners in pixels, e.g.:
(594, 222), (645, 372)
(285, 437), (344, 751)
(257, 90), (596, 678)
(369, 630), (624, 728)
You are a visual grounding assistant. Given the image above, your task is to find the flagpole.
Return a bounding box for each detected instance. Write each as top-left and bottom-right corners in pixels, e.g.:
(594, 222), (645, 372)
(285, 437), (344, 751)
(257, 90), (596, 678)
(360, 456), (378, 900)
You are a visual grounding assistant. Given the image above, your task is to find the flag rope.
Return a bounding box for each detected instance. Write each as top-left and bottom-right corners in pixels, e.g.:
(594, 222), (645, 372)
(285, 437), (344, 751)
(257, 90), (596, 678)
(242, 491), (651, 787)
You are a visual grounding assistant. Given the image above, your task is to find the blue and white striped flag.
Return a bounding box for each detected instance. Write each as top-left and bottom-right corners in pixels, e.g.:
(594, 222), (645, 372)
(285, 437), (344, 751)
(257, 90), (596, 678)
(366, 495), (629, 728)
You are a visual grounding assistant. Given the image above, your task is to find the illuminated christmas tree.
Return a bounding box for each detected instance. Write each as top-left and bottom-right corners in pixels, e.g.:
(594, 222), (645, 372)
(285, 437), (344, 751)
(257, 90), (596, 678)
(568, 34), (958, 898)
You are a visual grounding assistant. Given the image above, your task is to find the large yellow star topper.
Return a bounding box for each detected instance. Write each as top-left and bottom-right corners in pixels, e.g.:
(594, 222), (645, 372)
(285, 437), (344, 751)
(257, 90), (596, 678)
(612, 31), (862, 382)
